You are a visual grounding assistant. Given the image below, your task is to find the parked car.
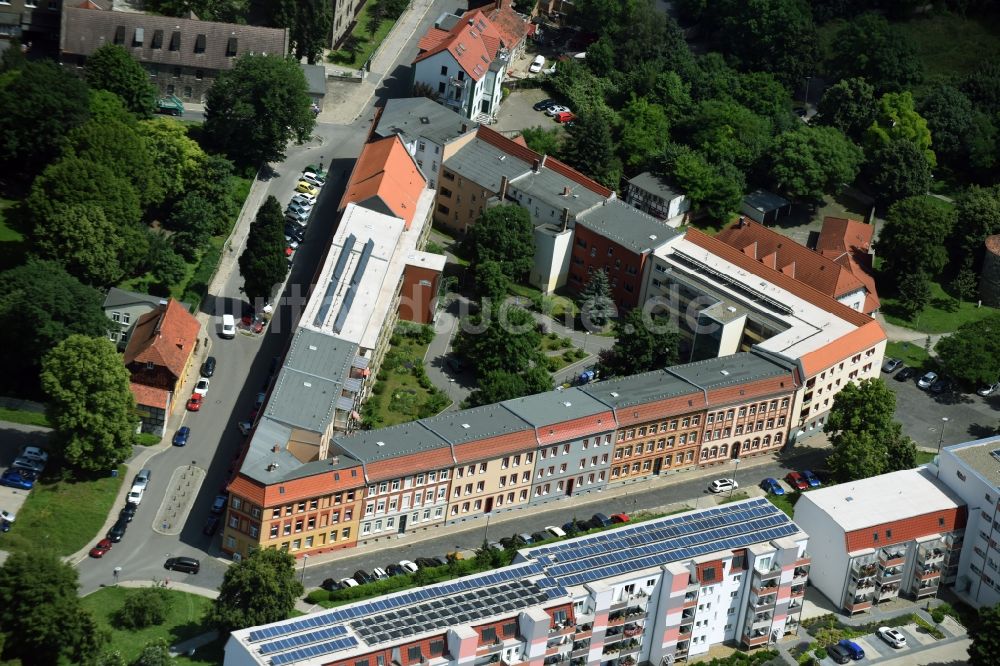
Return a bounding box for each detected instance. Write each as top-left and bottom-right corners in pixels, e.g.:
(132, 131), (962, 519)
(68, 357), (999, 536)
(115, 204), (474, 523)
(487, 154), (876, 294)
(553, 111), (576, 123)
(353, 570), (375, 585)
(531, 531), (550, 544)
(201, 356), (217, 377)
(917, 371), (938, 389)
(545, 105), (570, 117)
(120, 504), (136, 522)
(301, 172), (325, 187)
(220, 313), (237, 339)
(894, 366), (916, 381)
(610, 513), (630, 524)
(399, 560), (419, 574)
(164, 556), (200, 574)
(19, 446), (49, 464)
(533, 98), (556, 111)
(211, 494), (228, 514)
(1, 509), (15, 532)
(837, 639), (865, 660)
(89, 538), (113, 558)
(291, 192), (317, 207)
(529, 55), (546, 73)
(285, 224), (306, 242)
(978, 381), (1000, 396)
(590, 513), (613, 528)
(385, 563), (406, 577)
(708, 478), (738, 493)
(321, 578), (341, 591)
(801, 470), (822, 487)
(126, 485), (144, 505)
(172, 426), (190, 447)
(107, 516), (129, 542)
(237, 421), (253, 436)
(881, 357), (903, 373)
(546, 525), (567, 538)
(193, 377), (210, 395)
(285, 208), (310, 226)
(339, 577), (359, 588)
(876, 626), (906, 648)
(12, 457), (44, 475)
(414, 557), (442, 569)
(827, 643), (851, 664)
(186, 393), (203, 411)
(517, 533), (535, 546)
(563, 520), (584, 535)
(133, 469), (152, 489)
(760, 478), (785, 495)
(0, 470), (33, 490)
(203, 514), (220, 536)
(930, 377), (951, 394)
(785, 472), (809, 491)
(296, 181), (319, 196)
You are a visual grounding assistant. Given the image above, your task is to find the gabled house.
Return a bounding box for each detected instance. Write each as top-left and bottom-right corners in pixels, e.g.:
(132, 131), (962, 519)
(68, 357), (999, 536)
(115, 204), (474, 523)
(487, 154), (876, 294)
(103, 288), (169, 350)
(123, 299), (201, 434)
(815, 216), (879, 314)
(623, 171), (690, 224)
(412, 5), (527, 122)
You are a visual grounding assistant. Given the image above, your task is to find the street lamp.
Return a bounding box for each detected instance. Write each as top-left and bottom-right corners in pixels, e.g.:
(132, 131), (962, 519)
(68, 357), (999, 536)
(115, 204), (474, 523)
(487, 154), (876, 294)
(300, 554), (309, 584)
(584, 331), (591, 353)
(936, 417), (949, 476)
(729, 457), (741, 500)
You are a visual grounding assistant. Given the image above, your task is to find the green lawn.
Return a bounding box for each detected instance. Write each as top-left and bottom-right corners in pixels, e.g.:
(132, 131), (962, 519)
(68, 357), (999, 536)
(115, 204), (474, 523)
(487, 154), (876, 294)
(81, 587), (216, 664)
(0, 405), (49, 427)
(894, 13), (1000, 83)
(884, 340), (931, 369)
(0, 198), (21, 241)
(366, 326), (448, 427)
(1, 465), (126, 556)
(916, 450), (937, 466)
(881, 279), (1000, 333)
(765, 492), (799, 517)
(0, 197), (27, 272)
(327, 4), (399, 70)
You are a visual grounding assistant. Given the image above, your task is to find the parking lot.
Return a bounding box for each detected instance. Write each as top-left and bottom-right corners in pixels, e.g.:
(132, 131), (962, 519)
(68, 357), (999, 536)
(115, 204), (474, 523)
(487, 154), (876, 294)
(493, 88), (571, 134)
(818, 623), (943, 665)
(0, 423), (52, 559)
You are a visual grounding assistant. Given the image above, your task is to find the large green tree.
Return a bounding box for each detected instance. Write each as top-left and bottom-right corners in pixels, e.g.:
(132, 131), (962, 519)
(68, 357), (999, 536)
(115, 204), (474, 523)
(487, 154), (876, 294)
(660, 144), (744, 219)
(968, 603), (1000, 666)
(0, 260), (108, 394)
(766, 125), (862, 200)
(815, 77), (878, 141)
(935, 315), (1000, 387)
(520, 126), (562, 156)
(65, 117), (166, 206)
(84, 43), (157, 117)
(863, 138), (931, 205)
(239, 196), (288, 305)
(473, 260), (511, 304)
(208, 548), (304, 632)
(0, 551), (109, 665)
(918, 84), (976, 172)
(827, 13), (923, 92)
(579, 269), (615, 329)
(456, 305), (544, 377)
(30, 202), (126, 286)
(560, 108), (622, 190)
(466, 205), (535, 284)
(138, 117), (207, 200)
(619, 96), (670, 170)
(598, 307), (680, 377)
(951, 185), (1000, 271)
(714, 0), (818, 86)
(876, 195), (956, 284)
(865, 91), (935, 169)
(0, 60), (90, 181)
(205, 54), (315, 167)
(682, 99), (773, 172)
(466, 367), (552, 407)
(41, 335), (137, 473)
(266, 0), (333, 64)
(132, 639), (172, 666)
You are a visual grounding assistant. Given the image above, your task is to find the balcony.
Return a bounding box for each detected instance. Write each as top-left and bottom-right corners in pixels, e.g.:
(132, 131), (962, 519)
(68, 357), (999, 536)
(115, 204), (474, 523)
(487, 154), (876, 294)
(875, 584), (899, 601)
(792, 567), (809, 582)
(753, 595), (777, 609)
(743, 631), (770, 648)
(680, 610), (694, 624)
(920, 547), (946, 564)
(845, 598), (872, 614)
(879, 566), (903, 583)
(795, 553), (812, 566)
(916, 567), (941, 581)
(752, 613), (772, 628)
(623, 625), (642, 638)
(624, 606), (647, 621)
(915, 582), (939, 598)
(682, 594), (698, 609)
(853, 563), (878, 579)
(790, 586), (805, 598)
(880, 549), (907, 566)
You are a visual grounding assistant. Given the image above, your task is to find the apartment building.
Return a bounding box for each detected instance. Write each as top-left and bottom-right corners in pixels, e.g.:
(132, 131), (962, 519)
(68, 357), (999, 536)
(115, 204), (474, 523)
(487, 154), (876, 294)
(793, 468), (966, 614)
(622, 172), (690, 224)
(60, 5), (289, 102)
(934, 435), (1000, 608)
(224, 498), (810, 666)
(0, 0), (63, 43)
(814, 216), (879, 314)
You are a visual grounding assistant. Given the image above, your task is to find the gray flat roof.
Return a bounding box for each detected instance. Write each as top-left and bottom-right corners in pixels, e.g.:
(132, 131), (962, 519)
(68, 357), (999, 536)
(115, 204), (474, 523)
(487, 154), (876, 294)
(421, 403), (532, 445)
(444, 138), (533, 192)
(375, 97), (474, 147)
(332, 421), (448, 464)
(627, 172), (682, 200)
(947, 436), (1000, 487)
(265, 328), (358, 433)
(577, 200), (680, 254)
(240, 417), (359, 485)
(580, 369), (700, 410)
(301, 64), (326, 97)
(667, 351), (796, 391)
(103, 287), (169, 310)
(510, 166), (605, 217)
(743, 189), (789, 212)
(501, 387), (611, 428)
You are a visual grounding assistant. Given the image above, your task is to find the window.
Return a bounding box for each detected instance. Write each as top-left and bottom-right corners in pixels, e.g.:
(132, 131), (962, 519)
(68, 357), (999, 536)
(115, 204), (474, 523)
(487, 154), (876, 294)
(194, 34), (206, 53)
(440, 65), (448, 76)
(482, 627), (497, 643)
(429, 640), (445, 656)
(407, 647), (422, 662)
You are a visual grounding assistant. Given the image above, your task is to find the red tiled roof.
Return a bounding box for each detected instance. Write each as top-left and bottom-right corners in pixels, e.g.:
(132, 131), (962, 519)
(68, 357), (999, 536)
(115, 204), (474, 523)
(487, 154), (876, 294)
(339, 135), (425, 229)
(476, 125), (540, 164)
(414, 9), (505, 82)
(825, 250), (880, 313)
(484, 2), (529, 53)
(716, 219), (865, 300)
(129, 382), (169, 409)
(815, 216), (873, 255)
(123, 299), (200, 380)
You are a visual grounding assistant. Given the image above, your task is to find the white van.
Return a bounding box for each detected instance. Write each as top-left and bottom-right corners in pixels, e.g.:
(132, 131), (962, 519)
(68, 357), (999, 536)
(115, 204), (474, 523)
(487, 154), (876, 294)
(529, 55), (545, 73)
(220, 314), (236, 339)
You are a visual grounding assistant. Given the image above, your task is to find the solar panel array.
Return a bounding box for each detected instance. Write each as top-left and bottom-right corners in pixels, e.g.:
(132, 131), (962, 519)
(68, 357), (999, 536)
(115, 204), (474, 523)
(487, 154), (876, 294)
(259, 626), (349, 655)
(314, 234), (356, 327)
(269, 637), (359, 666)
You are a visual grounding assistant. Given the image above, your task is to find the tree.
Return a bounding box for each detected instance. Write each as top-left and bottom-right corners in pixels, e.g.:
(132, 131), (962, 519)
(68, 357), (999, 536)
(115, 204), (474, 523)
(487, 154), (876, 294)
(895, 271), (932, 320)
(918, 84), (975, 171)
(935, 315), (1000, 387)
(560, 108), (622, 190)
(865, 91), (935, 169)
(474, 260), (511, 304)
(714, 0), (818, 86)
(0, 60), (90, 181)
(118, 587), (172, 629)
(968, 603), (1000, 666)
(267, 0), (333, 64)
(208, 547), (304, 633)
(875, 195), (956, 284)
(766, 125), (862, 200)
(661, 144), (744, 219)
(85, 44), (157, 117)
(815, 78), (878, 142)
(520, 126), (562, 155)
(682, 100), (773, 172)
(0, 551), (108, 665)
(30, 203), (126, 286)
(951, 185), (1000, 271)
(466, 370), (537, 407)
(166, 191), (216, 239)
(367, 0), (386, 39)
(824, 379), (897, 436)
(599, 307), (680, 377)
(41, 335), (137, 473)
(466, 205), (535, 283)
(618, 96), (670, 170)
(132, 639), (172, 666)
(827, 13), (923, 92)
(205, 54), (315, 167)
(456, 305), (544, 377)
(239, 196), (288, 305)
(0, 260), (108, 393)
(147, 235), (188, 289)
(863, 139), (931, 205)
(411, 80), (438, 100)
(138, 118), (207, 200)
(579, 269), (615, 329)
(733, 71), (793, 125)
(827, 430), (885, 483)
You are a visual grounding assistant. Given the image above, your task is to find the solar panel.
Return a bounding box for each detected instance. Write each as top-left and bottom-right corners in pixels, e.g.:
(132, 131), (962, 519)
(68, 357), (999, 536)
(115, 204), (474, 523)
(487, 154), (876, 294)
(259, 626), (348, 655)
(268, 637), (359, 666)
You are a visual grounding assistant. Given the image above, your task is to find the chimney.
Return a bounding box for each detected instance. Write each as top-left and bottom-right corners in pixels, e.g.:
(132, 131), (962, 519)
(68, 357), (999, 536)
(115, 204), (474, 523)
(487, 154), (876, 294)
(561, 207), (570, 232)
(460, 123), (468, 133)
(738, 215), (746, 228)
(562, 186), (571, 196)
(499, 175), (509, 200)
(271, 444), (280, 453)
(532, 159), (540, 172)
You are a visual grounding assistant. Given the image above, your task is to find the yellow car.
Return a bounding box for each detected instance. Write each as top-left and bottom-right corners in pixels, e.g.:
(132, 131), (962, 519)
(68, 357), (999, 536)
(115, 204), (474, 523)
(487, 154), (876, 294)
(296, 181), (319, 196)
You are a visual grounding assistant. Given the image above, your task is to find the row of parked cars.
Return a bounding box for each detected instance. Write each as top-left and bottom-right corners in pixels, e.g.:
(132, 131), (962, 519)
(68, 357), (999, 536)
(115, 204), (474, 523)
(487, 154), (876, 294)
(91, 468), (152, 556)
(881, 357), (1000, 396)
(826, 627), (908, 663)
(0, 445), (49, 492)
(285, 166), (326, 261)
(532, 98), (576, 123)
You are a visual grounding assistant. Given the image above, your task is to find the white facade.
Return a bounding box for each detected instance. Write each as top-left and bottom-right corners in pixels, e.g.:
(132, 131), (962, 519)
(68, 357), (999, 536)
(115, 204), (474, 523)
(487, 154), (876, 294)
(412, 50), (505, 121)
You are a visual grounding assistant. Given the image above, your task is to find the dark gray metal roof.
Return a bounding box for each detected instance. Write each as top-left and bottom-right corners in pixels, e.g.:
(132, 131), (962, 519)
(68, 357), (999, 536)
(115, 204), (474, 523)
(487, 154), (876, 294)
(743, 189), (790, 213)
(103, 287), (169, 311)
(576, 200), (681, 254)
(332, 421), (448, 464)
(668, 351), (797, 391)
(627, 172), (683, 200)
(301, 64), (326, 97)
(501, 387), (611, 428)
(375, 97), (475, 147)
(443, 138), (533, 192)
(265, 328), (358, 433)
(420, 403), (532, 445)
(509, 166), (605, 218)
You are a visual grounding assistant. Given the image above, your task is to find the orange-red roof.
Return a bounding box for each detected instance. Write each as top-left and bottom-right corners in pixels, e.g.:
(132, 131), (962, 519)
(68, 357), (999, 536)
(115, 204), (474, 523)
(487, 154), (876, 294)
(716, 219), (865, 300)
(414, 9), (506, 82)
(123, 299), (200, 380)
(339, 135), (425, 229)
(484, 1), (529, 53)
(799, 320), (887, 377)
(129, 382), (169, 409)
(816, 216), (873, 255)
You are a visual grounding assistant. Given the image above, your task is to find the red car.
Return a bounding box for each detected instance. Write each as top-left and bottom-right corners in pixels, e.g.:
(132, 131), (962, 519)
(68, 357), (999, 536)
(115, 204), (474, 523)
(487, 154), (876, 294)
(610, 513), (630, 524)
(785, 471), (809, 491)
(553, 111), (576, 123)
(89, 538), (113, 558)
(186, 393), (203, 411)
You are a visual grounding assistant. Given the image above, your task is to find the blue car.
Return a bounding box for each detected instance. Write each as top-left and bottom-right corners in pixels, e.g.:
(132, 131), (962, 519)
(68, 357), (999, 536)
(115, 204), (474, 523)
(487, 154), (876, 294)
(172, 426), (190, 447)
(760, 477), (785, 496)
(802, 470), (822, 487)
(0, 470), (34, 490)
(837, 639), (864, 660)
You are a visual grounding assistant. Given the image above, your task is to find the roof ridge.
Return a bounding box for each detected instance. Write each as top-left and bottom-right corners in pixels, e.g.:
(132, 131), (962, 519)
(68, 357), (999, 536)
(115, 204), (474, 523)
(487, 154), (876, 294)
(542, 155), (613, 198)
(475, 125), (540, 164)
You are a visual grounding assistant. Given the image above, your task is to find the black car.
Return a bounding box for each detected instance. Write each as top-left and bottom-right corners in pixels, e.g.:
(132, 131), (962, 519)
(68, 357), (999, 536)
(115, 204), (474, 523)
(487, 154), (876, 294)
(414, 557), (443, 569)
(321, 578), (341, 591)
(386, 563), (406, 577)
(107, 516), (128, 542)
(353, 569), (375, 585)
(590, 512), (612, 528)
(203, 514), (220, 535)
(931, 378), (951, 394)
(533, 98), (556, 111)
(894, 366), (916, 381)
(201, 356), (217, 377)
(531, 531), (549, 544)
(284, 224), (306, 242)
(827, 643), (851, 665)
(119, 503), (136, 522)
(563, 520), (583, 535)
(165, 556), (200, 574)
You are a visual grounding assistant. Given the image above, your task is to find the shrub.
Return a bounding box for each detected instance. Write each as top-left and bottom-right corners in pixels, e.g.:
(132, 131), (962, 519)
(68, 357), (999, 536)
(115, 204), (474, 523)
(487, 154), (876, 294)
(117, 587), (171, 629)
(812, 647), (827, 659)
(558, 337), (572, 349)
(545, 356), (561, 371)
(562, 349), (577, 361)
(372, 382), (386, 395)
(417, 374), (433, 390)
(305, 589), (330, 603)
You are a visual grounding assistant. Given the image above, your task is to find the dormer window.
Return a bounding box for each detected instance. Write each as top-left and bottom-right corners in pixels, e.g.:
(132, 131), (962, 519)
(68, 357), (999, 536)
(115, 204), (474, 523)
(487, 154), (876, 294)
(194, 34), (206, 53)
(151, 29), (163, 49)
(114, 25), (125, 45)
(169, 31), (180, 51)
(226, 36), (237, 57)
(133, 28), (143, 46)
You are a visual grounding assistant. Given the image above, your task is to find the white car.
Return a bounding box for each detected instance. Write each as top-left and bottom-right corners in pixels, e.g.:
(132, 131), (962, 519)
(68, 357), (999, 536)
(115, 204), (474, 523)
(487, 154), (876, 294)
(529, 54), (545, 73)
(127, 485), (144, 505)
(194, 377), (210, 396)
(20, 446), (48, 464)
(301, 171), (325, 187)
(876, 626), (906, 648)
(977, 381), (999, 396)
(917, 371), (938, 389)
(220, 314), (236, 339)
(291, 192), (317, 207)
(546, 104), (570, 116)
(372, 567), (389, 580)
(285, 209), (310, 226)
(12, 457), (44, 474)
(399, 560), (419, 574)
(287, 201), (312, 216)
(1, 509), (14, 524)
(708, 478), (738, 493)
(546, 525), (567, 538)
(339, 577), (359, 588)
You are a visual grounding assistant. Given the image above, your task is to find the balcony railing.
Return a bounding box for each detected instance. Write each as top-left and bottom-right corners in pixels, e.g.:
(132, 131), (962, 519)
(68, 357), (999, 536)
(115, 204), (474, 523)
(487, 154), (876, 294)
(792, 567), (809, 581)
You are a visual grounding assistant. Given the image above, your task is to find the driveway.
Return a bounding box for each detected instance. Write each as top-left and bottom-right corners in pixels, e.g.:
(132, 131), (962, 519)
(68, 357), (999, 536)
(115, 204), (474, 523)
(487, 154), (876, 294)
(817, 624), (964, 666)
(0, 423), (52, 564)
(493, 88), (568, 134)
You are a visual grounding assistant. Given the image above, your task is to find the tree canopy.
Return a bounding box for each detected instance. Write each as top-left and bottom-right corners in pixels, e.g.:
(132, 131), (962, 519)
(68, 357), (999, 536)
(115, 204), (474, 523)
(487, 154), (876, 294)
(815, 77), (878, 141)
(827, 13), (923, 92)
(876, 195), (956, 284)
(457, 305), (544, 377)
(579, 269), (615, 330)
(968, 603), (1000, 666)
(660, 144), (744, 219)
(266, 0), (333, 64)
(560, 108), (622, 190)
(84, 44), (157, 117)
(466, 205), (535, 284)
(208, 547), (304, 632)
(951, 185), (1000, 271)
(766, 124), (862, 200)
(598, 308), (680, 378)
(863, 138), (932, 205)
(41, 335), (137, 473)
(935, 315), (1000, 387)
(30, 202), (126, 286)
(865, 91), (935, 169)
(205, 54), (315, 167)
(239, 196), (288, 306)
(713, 0), (818, 86)
(619, 96), (670, 170)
